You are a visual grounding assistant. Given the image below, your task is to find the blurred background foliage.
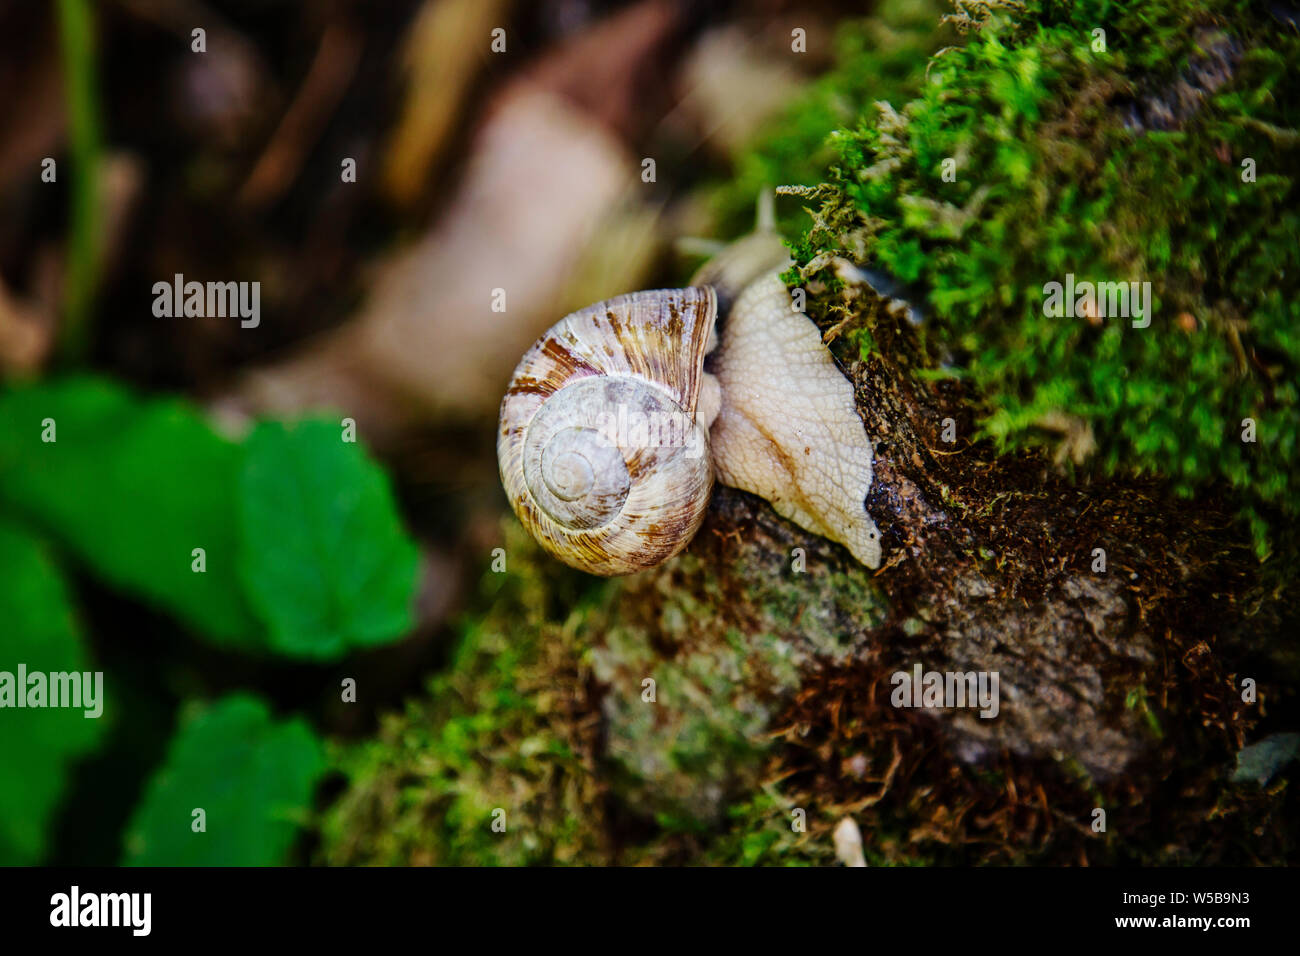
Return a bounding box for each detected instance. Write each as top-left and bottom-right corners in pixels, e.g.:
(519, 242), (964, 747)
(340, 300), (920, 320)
(0, 0), (1294, 865)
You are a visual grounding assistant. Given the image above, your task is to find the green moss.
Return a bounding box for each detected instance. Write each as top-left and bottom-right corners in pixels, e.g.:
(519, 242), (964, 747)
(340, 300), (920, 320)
(592, 607), (774, 825)
(591, 544), (888, 826)
(319, 522), (609, 865)
(320, 507), (893, 864)
(709, 790), (827, 866)
(687, 788), (934, 867)
(732, 0), (1298, 558)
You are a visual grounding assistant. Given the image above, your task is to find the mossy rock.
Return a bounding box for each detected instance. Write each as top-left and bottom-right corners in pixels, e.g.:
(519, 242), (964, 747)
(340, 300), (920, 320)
(320, 509), (893, 865)
(321, 0), (1299, 866)
(770, 0), (1299, 559)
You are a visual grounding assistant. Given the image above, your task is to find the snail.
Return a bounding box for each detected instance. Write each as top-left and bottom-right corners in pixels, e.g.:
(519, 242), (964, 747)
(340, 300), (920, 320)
(497, 199), (883, 576)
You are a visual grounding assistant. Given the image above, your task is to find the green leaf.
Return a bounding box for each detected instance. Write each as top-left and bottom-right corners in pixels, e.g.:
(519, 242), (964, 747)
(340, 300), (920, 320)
(237, 421), (420, 660)
(0, 380), (422, 661)
(0, 377), (261, 648)
(122, 694), (324, 866)
(0, 520), (108, 865)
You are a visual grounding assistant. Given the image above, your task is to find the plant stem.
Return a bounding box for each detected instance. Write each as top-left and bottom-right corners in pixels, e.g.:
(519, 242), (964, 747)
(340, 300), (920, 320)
(56, 0), (102, 361)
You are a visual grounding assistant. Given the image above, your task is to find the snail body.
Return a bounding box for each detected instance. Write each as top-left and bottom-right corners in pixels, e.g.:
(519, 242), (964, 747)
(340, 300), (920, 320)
(498, 221), (882, 576)
(707, 268), (882, 570)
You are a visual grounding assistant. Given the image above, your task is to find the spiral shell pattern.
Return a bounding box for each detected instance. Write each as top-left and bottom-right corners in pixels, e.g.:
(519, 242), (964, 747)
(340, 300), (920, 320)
(498, 287), (718, 576)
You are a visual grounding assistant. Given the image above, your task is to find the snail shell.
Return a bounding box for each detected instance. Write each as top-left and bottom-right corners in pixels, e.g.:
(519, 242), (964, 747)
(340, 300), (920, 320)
(497, 287), (718, 576)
